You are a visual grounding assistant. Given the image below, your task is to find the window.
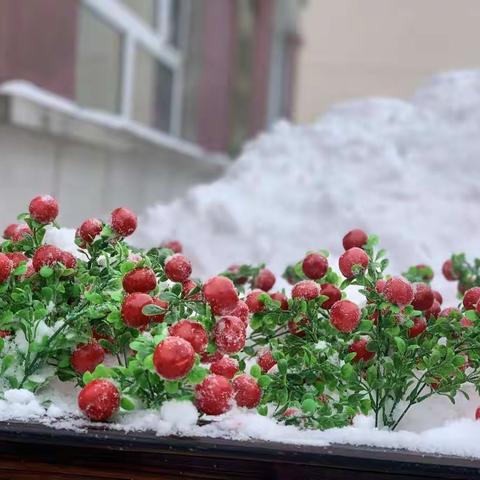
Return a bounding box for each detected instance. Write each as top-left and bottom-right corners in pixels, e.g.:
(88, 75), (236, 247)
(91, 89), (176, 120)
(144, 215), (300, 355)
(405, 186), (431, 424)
(76, 0), (187, 135)
(75, 5), (123, 113)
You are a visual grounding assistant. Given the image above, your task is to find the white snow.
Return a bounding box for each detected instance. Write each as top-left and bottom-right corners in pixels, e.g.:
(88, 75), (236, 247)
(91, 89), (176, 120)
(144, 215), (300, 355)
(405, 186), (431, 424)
(7, 69), (480, 457)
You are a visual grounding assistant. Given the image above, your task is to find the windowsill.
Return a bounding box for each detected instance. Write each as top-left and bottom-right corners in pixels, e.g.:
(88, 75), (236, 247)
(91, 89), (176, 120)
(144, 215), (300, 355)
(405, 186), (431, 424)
(0, 81), (228, 168)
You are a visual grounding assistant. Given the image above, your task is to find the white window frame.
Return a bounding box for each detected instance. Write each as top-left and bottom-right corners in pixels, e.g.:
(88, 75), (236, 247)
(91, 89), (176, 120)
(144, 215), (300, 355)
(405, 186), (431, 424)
(81, 0), (188, 136)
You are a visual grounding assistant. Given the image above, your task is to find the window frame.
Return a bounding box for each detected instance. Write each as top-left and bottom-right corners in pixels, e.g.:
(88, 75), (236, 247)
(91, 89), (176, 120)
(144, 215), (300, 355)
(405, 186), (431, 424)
(81, 0), (188, 136)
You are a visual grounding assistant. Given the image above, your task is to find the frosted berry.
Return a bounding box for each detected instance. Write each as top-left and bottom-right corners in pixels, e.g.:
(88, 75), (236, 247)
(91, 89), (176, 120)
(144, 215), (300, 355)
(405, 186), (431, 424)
(233, 374), (261, 408)
(302, 253), (328, 280)
(425, 300), (441, 320)
(169, 319), (208, 353)
(60, 251), (77, 269)
(195, 374), (234, 415)
(415, 264), (434, 282)
(269, 292), (289, 311)
(227, 264), (247, 284)
(5, 224), (32, 242)
(254, 268), (276, 292)
(246, 289), (266, 313)
(411, 283), (434, 311)
(439, 307), (460, 319)
(442, 259), (458, 281)
(203, 276), (238, 315)
(5, 252), (28, 269)
(78, 379), (120, 422)
(319, 283), (341, 309)
(214, 316), (246, 354)
(475, 407), (480, 420)
(258, 350), (277, 373)
(200, 351), (223, 364)
(121, 292), (152, 328)
(3, 224), (18, 239)
(288, 316), (309, 337)
(182, 279), (203, 301)
(161, 240), (183, 253)
(32, 245), (61, 271)
(0, 330), (12, 338)
(165, 254), (192, 283)
(123, 267), (157, 293)
(433, 290), (443, 305)
(384, 277), (414, 306)
(330, 300), (360, 333)
(29, 195), (58, 224)
(153, 336), (195, 380)
(79, 218), (103, 244)
(463, 287), (480, 310)
(375, 279), (386, 294)
(460, 317), (474, 328)
(227, 300), (250, 324)
(292, 280), (320, 300)
(342, 229), (368, 250)
(349, 338), (374, 362)
(210, 356), (239, 379)
(0, 253), (12, 283)
(71, 342), (105, 373)
(408, 317), (427, 338)
(111, 207), (137, 236)
(339, 247), (369, 278)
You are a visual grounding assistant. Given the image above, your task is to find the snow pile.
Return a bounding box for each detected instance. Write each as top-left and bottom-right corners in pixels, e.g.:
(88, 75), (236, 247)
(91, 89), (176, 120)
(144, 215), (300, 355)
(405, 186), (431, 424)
(134, 70), (480, 304)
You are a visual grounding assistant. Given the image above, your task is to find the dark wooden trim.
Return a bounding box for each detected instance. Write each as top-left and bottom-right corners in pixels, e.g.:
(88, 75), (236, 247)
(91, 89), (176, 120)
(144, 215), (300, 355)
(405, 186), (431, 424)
(0, 420), (478, 479)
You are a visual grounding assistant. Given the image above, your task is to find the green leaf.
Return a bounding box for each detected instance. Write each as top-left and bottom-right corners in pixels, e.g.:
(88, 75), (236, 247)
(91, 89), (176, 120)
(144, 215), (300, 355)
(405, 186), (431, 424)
(257, 405), (268, 416)
(394, 337), (406, 354)
(250, 364), (261, 379)
(277, 359), (288, 375)
(258, 375), (273, 388)
(121, 396), (136, 411)
(85, 292), (103, 305)
(120, 262), (136, 274)
(39, 266), (53, 278)
(165, 381), (179, 394)
(186, 366), (208, 385)
(143, 304), (166, 316)
(341, 363), (354, 380)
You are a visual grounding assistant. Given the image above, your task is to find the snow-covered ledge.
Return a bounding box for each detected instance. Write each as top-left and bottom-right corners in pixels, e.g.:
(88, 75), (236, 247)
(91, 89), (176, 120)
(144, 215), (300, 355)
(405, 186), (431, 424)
(0, 81), (227, 228)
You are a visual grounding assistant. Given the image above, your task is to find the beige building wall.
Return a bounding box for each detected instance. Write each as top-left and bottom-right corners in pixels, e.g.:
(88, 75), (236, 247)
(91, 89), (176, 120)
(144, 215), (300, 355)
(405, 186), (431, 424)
(294, 0), (480, 123)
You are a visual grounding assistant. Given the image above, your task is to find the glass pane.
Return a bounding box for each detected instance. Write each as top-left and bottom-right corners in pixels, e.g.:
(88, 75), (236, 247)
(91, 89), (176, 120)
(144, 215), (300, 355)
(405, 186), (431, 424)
(121, 0), (157, 28)
(133, 47), (173, 132)
(75, 6), (122, 113)
(169, 0), (181, 46)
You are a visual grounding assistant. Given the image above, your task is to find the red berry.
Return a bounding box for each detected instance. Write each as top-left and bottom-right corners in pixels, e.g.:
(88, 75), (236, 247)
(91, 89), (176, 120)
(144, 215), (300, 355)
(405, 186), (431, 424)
(258, 350), (277, 373)
(59, 251), (77, 269)
(475, 407), (480, 420)
(246, 289), (266, 313)
(214, 316), (246, 354)
(150, 298), (168, 323)
(302, 253), (328, 280)
(292, 280), (320, 300)
(226, 300), (250, 324)
(0, 253), (12, 283)
(288, 316), (309, 337)
(123, 267), (157, 293)
(375, 279), (386, 294)
(169, 319), (208, 353)
(408, 317), (427, 338)
(3, 224), (18, 239)
(254, 268), (276, 292)
(203, 276), (238, 315)
(210, 356), (239, 379)
(349, 338), (375, 362)
(78, 379), (120, 422)
(32, 245), (61, 271)
(339, 247), (369, 278)
(425, 300), (441, 320)
(0, 330), (12, 338)
(153, 336), (195, 380)
(165, 254), (192, 283)
(319, 283), (341, 309)
(433, 290), (443, 305)
(463, 287), (480, 310)
(227, 264), (247, 284)
(384, 277), (414, 306)
(442, 259), (458, 281)
(411, 283), (434, 311)
(29, 195), (59, 224)
(6, 252), (28, 270)
(269, 292), (289, 311)
(195, 374), (233, 415)
(111, 207), (137, 237)
(182, 279), (203, 301)
(79, 218), (103, 244)
(4, 223), (32, 242)
(121, 292), (152, 328)
(330, 300), (360, 333)
(233, 374), (261, 408)
(161, 240), (183, 253)
(71, 342), (105, 373)
(342, 229), (368, 250)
